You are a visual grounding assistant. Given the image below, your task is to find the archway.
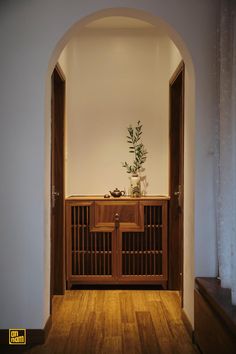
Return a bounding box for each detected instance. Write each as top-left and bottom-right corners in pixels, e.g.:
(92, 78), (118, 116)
(45, 7), (195, 325)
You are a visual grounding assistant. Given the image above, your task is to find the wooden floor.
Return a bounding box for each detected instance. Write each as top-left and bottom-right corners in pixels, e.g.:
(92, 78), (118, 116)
(27, 290), (198, 354)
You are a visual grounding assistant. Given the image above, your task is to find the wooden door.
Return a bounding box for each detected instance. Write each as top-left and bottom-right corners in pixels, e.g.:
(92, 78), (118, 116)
(66, 202), (116, 286)
(51, 65), (65, 301)
(117, 201), (168, 287)
(169, 62), (184, 294)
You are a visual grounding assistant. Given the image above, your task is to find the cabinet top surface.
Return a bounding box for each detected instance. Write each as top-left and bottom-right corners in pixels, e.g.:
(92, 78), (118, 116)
(66, 195), (170, 201)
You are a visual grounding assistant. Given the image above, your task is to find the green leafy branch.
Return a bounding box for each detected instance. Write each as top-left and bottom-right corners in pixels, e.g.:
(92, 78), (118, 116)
(122, 120), (148, 174)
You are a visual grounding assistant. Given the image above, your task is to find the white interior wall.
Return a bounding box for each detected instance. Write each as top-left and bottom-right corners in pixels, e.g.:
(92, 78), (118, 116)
(59, 30), (181, 197)
(0, 0), (219, 330)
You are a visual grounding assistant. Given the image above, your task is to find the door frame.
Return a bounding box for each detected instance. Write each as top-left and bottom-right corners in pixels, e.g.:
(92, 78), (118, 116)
(50, 61), (185, 296)
(169, 61), (185, 300)
(50, 63), (66, 307)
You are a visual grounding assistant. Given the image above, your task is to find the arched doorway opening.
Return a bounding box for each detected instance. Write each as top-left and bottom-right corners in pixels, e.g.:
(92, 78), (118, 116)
(45, 7), (195, 325)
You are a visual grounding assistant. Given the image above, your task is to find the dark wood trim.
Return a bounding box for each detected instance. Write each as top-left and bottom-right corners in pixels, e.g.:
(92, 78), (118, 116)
(0, 315), (52, 349)
(55, 62), (66, 81)
(50, 63), (66, 306)
(179, 62), (185, 302)
(168, 60), (185, 298)
(169, 60), (185, 86)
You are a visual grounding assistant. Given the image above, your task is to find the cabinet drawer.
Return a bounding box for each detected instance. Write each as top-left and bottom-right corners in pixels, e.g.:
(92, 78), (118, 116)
(94, 201), (141, 229)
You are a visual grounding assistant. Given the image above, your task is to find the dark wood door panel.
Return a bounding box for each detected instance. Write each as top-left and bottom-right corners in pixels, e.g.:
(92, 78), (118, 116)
(169, 62), (184, 293)
(94, 201), (141, 229)
(51, 64), (65, 301)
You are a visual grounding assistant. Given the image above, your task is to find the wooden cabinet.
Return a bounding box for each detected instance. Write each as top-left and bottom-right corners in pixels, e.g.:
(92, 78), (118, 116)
(65, 196), (169, 288)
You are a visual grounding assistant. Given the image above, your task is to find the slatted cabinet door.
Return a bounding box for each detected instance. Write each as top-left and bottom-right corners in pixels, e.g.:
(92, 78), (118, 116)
(65, 197), (169, 288)
(117, 201), (168, 287)
(66, 202), (116, 287)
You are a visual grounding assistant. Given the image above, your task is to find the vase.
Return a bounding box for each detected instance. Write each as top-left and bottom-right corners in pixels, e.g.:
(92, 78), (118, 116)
(130, 174), (141, 197)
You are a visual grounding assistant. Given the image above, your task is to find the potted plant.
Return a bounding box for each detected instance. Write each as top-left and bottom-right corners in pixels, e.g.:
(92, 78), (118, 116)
(122, 120), (148, 197)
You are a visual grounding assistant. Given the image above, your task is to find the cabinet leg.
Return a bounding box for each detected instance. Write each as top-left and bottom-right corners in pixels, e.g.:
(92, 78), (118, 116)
(162, 282), (167, 290)
(66, 280), (72, 290)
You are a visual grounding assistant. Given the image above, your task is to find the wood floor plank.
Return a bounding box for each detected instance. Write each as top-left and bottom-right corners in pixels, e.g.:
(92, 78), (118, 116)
(64, 312), (99, 354)
(119, 292), (135, 323)
(54, 297), (77, 335)
(145, 290), (162, 303)
(136, 311), (162, 353)
(104, 291), (122, 337)
(94, 290), (105, 313)
(159, 298), (197, 354)
(132, 291), (148, 312)
(122, 323), (141, 354)
(173, 323), (198, 354)
(25, 290), (198, 354)
(147, 300), (178, 354)
(71, 290), (91, 324)
(102, 336), (122, 353)
(160, 291), (182, 322)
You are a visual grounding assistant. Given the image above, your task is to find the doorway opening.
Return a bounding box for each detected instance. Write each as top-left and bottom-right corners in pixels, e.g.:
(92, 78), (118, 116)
(48, 10), (195, 324)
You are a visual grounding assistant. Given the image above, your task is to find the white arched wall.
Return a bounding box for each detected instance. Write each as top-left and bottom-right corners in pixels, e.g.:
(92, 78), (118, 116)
(59, 29), (182, 196)
(0, 0), (218, 330)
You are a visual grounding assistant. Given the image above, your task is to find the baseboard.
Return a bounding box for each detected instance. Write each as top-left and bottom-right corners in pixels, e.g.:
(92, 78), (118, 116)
(0, 314), (52, 349)
(181, 308), (194, 340)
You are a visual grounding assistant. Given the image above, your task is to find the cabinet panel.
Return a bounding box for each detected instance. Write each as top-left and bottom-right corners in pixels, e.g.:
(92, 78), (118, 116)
(66, 197), (168, 288)
(118, 205), (167, 282)
(66, 203), (116, 286)
(94, 201), (141, 229)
